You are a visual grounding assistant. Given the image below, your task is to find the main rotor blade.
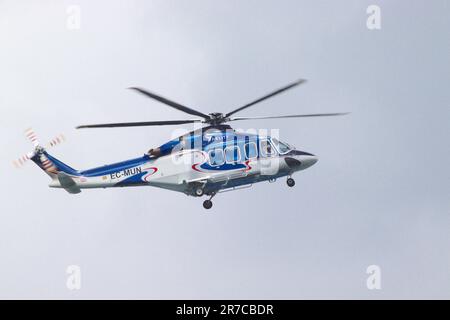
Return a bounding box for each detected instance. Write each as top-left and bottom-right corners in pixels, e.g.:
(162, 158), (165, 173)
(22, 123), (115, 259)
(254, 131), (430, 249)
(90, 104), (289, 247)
(225, 79), (307, 118)
(229, 112), (349, 122)
(129, 87), (210, 119)
(76, 119), (202, 129)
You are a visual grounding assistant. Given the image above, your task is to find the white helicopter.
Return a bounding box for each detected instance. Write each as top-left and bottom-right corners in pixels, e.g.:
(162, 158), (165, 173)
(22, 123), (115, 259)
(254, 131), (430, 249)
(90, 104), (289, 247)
(16, 79), (347, 209)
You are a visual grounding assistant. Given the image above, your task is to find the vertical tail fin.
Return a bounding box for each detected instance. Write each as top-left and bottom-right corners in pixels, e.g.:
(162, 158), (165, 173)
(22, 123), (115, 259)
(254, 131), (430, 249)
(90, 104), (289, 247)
(30, 150), (79, 177)
(30, 150), (82, 194)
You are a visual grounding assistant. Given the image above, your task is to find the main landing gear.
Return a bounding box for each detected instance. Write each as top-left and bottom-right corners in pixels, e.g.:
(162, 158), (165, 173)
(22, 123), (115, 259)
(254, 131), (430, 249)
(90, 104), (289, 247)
(287, 177), (295, 187)
(194, 186), (204, 197)
(191, 185), (214, 210)
(202, 192), (216, 210)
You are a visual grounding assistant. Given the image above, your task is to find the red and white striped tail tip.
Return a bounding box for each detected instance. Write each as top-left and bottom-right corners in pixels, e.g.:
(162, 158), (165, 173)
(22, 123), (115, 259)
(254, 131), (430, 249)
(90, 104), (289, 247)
(40, 154), (58, 173)
(24, 128), (40, 147)
(47, 134), (66, 148)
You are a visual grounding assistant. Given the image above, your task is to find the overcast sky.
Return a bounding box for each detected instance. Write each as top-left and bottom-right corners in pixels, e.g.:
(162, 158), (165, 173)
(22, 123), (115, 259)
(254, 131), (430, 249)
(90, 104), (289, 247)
(0, 0), (449, 299)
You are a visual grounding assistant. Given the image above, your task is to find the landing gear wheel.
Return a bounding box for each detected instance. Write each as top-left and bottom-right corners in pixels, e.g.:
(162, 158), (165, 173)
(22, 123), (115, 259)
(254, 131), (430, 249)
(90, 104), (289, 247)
(203, 200), (213, 209)
(287, 177), (295, 187)
(195, 187), (204, 197)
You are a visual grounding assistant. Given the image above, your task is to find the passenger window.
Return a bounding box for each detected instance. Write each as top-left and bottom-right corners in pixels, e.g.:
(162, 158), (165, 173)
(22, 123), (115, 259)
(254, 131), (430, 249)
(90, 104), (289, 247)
(259, 139), (276, 157)
(244, 142), (257, 159)
(224, 146), (241, 163)
(208, 148), (224, 166)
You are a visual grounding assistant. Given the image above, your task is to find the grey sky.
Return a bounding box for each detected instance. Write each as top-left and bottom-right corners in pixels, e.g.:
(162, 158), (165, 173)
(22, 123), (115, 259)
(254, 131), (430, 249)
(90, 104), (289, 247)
(0, 0), (449, 299)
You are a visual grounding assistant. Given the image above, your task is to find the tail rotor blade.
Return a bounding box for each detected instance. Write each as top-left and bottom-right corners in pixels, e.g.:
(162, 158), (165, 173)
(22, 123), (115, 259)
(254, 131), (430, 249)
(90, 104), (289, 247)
(24, 128), (40, 147)
(47, 134), (66, 148)
(13, 152), (34, 169)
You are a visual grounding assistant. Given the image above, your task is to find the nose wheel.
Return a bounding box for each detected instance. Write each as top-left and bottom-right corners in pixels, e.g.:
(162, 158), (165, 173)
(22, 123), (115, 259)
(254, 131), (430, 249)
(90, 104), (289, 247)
(203, 200), (213, 209)
(287, 177), (295, 187)
(202, 192), (216, 210)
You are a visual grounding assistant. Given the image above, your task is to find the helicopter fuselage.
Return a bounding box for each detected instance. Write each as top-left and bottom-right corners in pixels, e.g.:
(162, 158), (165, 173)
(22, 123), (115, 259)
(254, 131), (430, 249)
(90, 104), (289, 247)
(44, 128), (318, 197)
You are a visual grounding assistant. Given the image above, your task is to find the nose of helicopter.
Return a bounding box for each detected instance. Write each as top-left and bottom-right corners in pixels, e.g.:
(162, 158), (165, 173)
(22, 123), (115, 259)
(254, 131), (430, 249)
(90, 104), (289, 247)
(284, 150), (318, 170)
(300, 154), (318, 168)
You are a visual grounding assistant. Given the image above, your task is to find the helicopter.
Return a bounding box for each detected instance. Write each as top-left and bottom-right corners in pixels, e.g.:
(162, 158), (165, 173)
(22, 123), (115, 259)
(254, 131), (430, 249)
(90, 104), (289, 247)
(15, 79), (348, 209)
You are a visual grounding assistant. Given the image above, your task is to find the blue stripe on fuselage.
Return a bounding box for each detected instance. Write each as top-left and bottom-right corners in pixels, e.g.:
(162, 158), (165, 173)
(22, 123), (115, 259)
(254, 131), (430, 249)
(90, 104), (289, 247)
(113, 171), (148, 187)
(80, 155), (150, 177)
(44, 152), (80, 176)
(199, 162), (246, 171)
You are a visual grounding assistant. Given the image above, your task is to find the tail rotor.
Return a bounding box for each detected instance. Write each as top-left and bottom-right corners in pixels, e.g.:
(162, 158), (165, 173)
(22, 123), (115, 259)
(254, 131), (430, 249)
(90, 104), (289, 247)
(13, 128), (66, 170)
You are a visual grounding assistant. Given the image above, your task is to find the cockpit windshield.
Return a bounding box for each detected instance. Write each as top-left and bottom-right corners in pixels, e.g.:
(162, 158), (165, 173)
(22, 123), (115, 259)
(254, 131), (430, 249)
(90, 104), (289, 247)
(271, 138), (292, 154)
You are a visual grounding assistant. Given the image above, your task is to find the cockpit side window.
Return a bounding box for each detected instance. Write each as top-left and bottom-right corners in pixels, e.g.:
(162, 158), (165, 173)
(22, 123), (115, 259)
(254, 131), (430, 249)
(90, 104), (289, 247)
(259, 139), (277, 157)
(271, 138), (292, 154)
(208, 148), (225, 166)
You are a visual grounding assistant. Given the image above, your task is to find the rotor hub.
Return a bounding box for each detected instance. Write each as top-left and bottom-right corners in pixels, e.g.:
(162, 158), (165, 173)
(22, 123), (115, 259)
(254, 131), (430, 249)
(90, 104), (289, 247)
(207, 112), (228, 125)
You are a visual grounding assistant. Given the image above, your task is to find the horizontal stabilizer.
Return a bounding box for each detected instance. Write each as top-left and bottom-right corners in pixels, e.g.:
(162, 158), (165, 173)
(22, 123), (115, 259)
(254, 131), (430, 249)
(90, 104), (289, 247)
(57, 172), (81, 194)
